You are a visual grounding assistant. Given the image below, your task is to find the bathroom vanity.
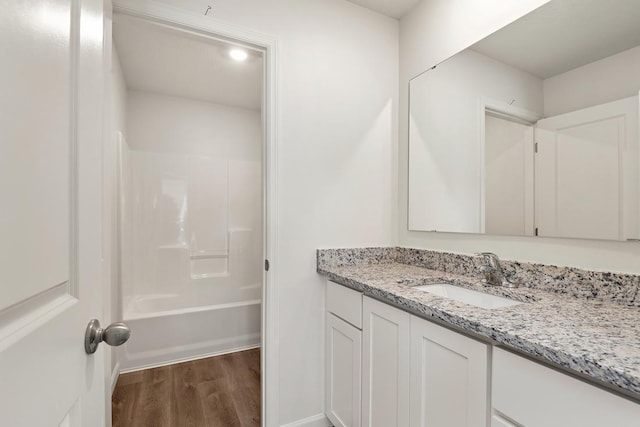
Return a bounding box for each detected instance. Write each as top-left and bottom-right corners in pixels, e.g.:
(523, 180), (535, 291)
(318, 248), (640, 427)
(394, 3), (640, 421)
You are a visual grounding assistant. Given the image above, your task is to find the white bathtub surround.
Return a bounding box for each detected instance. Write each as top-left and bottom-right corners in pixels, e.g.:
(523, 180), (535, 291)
(113, 74), (263, 371)
(116, 139), (263, 369)
(122, 150), (262, 298)
(117, 149), (262, 369)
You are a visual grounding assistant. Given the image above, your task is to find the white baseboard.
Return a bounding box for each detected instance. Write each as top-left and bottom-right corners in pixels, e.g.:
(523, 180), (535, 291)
(110, 362), (120, 395)
(280, 413), (331, 427)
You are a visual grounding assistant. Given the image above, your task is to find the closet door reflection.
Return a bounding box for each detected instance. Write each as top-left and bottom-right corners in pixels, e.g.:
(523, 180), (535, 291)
(535, 96), (639, 240)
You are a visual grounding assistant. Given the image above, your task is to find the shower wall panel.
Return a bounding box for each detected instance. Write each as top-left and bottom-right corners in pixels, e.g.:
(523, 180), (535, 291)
(123, 152), (261, 303)
(121, 90), (262, 311)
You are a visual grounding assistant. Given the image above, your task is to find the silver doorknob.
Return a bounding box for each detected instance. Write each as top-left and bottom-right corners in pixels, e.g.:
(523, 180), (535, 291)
(84, 319), (131, 354)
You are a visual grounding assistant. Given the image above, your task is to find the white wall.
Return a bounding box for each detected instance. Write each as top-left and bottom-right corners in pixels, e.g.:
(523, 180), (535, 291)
(132, 1), (398, 425)
(400, 0), (640, 274)
(543, 45), (640, 117)
(409, 49), (542, 233)
(127, 90), (262, 158)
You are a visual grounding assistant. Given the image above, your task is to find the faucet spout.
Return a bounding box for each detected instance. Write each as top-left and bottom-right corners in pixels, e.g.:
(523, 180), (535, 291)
(476, 252), (518, 288)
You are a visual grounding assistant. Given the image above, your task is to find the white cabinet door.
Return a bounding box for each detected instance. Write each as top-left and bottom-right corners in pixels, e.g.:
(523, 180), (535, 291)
(0, 0), (106, 425)
(362, 297), (410, 427)
(410, 316), (490, 427)
(326, 313), (362, 427)
(493, 348), (640, 426)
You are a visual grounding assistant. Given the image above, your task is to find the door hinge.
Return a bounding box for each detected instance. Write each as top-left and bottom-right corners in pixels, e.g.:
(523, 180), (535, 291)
(535, 227), (539, 236)
(534, 142), (538, 153)
(264, 259), (270, 272)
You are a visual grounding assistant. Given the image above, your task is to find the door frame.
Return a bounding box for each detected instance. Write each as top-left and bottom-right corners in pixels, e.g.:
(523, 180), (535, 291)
(108, 1), (280, 425)
(478, 96), (540, 235)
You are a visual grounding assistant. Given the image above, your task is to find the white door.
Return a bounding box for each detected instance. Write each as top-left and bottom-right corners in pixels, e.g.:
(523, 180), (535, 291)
(484, 113), (535, 236)
(362, 297), (410, 427)
(535, 96), (639, 240)
(409, 316), (490, 427)
(1, 0), (107, 426)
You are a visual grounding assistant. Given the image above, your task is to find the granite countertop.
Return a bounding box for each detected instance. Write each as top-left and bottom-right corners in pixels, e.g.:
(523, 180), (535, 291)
(318, 260), (640, 400)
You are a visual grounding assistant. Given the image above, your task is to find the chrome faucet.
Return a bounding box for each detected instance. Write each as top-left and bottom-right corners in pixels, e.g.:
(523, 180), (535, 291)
(477, 252), (519, 288)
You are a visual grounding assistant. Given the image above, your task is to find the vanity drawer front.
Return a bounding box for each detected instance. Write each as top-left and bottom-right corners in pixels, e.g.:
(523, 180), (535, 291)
(327, 280), (363, 329)
(493, 347), (640, 426)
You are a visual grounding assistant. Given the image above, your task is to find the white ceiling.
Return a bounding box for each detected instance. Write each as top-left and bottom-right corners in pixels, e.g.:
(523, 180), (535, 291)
(471, 0), (640, 79)
(113, 16), (263, 110)
(344, 0), (421, 19)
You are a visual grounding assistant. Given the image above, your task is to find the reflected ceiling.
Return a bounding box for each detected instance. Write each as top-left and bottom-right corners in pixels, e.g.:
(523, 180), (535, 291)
(472, 0), (640, 78)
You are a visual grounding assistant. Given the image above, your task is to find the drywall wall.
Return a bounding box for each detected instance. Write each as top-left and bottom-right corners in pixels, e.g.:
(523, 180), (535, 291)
(134, 0), (398, 425)
(400, 0), (640, 274)
(544, 45), (640, 117)
(409, 49), (542, 233)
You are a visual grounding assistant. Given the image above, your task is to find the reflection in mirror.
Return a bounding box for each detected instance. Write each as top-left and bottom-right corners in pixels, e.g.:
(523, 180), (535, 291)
(408, 0), (640, 241)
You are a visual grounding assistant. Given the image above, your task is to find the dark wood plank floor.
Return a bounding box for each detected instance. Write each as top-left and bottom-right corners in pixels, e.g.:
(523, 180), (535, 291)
(112, 348), (260, 427)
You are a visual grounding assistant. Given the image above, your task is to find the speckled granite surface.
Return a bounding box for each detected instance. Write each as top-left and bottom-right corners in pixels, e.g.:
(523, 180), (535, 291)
(317, 247), (396, 267)
(317, 248), (640, 398)
(319, 247), (640, 307)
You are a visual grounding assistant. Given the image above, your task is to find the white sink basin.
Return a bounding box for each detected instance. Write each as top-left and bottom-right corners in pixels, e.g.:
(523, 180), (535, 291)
(414, 283), (522, 309)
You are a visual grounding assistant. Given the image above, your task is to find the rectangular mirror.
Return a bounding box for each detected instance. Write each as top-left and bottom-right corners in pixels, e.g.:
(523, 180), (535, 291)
(408, 0), (640, 241)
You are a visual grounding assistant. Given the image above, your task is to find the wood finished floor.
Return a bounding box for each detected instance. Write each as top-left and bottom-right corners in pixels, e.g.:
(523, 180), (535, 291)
(112, 349), (260, 427)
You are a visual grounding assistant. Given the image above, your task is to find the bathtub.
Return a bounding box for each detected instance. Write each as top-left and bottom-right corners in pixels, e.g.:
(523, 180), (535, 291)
(118, 290), (261, 372)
